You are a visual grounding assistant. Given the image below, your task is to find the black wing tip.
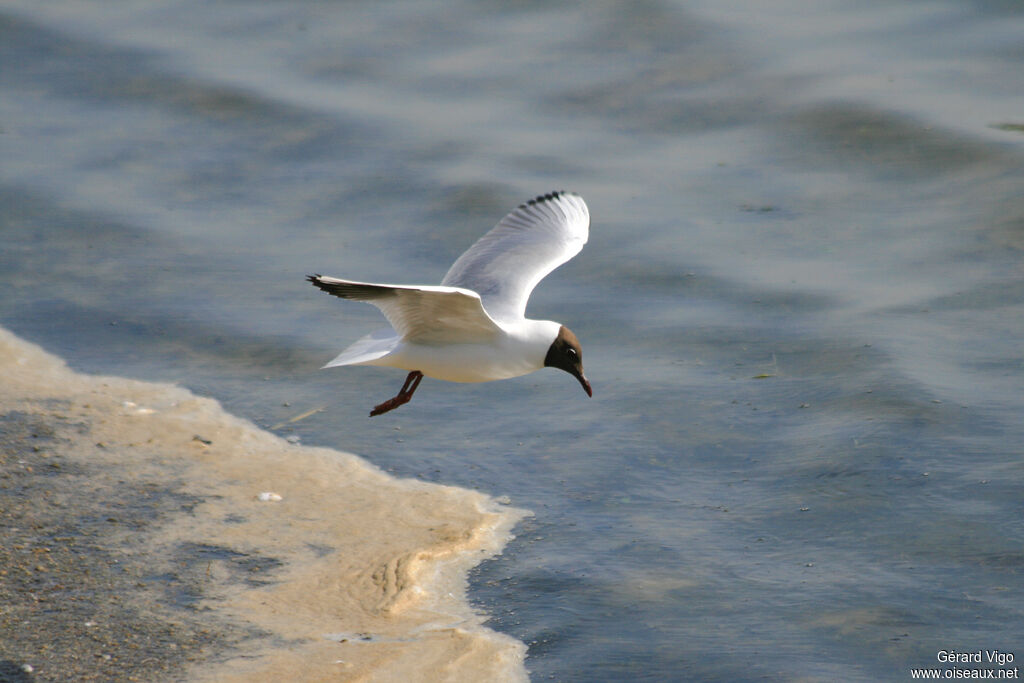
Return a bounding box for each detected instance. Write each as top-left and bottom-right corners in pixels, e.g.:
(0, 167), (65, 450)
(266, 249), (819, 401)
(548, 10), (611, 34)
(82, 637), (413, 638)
(307, 276), (396, 301)
(308, 274), (342, 296)
(521, 190), (578, 209)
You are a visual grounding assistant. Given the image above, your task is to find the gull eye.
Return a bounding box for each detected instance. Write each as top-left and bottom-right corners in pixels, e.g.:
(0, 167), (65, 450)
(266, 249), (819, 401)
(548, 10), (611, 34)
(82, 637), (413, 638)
(567, 348), (578, 359)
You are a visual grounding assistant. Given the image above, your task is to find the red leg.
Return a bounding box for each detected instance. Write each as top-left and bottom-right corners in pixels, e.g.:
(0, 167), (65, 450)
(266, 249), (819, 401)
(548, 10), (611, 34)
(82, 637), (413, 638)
(370, 371), (424, 416)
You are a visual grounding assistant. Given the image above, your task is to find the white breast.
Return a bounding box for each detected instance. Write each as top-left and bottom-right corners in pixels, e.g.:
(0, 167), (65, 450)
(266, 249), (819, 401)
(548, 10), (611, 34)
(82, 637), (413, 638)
(366, 319), (561, 383)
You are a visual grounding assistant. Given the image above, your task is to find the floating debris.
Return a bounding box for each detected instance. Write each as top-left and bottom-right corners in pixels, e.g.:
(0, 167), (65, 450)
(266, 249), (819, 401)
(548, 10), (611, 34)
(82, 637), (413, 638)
(270, 406), (325, 430)
(324, 632), (388, 644)
(990, 122), (1024, 134)
(122, 401), (156, 415)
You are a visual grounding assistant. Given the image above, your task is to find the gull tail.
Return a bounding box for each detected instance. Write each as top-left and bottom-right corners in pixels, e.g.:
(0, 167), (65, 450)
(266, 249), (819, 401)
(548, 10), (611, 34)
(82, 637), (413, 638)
(322, 329), (399, 369)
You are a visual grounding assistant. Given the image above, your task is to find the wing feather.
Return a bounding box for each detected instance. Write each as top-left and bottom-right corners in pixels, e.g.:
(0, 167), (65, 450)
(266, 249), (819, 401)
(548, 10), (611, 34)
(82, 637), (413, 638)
(307, 275), (502, 344)
(440, 191), (589, 322)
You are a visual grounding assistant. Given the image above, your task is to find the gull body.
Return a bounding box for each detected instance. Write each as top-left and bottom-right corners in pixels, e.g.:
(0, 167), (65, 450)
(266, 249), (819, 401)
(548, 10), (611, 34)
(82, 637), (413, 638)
(336, 318), (562, 383)
(309, 191), (591, 415)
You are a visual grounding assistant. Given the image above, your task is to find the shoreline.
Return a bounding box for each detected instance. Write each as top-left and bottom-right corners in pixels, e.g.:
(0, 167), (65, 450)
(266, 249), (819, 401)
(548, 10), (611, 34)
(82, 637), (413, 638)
(0, 326), (529, 682)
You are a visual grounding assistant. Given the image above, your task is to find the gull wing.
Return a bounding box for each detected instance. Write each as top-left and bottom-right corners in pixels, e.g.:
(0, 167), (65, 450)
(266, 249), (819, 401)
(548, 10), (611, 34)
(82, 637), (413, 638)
(440, 191), (589, 323)
(307, 275), (503, 344)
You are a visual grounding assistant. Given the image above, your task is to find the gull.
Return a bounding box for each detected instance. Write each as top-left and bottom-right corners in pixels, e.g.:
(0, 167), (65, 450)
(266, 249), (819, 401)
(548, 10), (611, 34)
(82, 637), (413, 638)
(308, 191), (592, 416)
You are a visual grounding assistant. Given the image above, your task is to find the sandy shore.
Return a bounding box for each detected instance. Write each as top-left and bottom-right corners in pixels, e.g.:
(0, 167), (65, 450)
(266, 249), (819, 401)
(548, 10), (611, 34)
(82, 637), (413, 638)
(0, 327), (528, 682)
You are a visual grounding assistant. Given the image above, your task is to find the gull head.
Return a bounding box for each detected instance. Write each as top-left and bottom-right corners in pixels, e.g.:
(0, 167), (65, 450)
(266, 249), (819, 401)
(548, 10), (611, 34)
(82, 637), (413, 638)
(544, 325), (592, 397)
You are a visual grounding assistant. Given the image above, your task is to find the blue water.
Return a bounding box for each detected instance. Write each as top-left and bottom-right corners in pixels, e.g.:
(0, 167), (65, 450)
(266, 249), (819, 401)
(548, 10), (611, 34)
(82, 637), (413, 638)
(3, 1), (1024, 680)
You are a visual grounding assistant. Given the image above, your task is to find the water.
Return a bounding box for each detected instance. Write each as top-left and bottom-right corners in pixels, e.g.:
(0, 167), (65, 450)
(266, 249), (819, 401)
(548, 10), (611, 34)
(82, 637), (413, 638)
(3, 1), (1024, 680)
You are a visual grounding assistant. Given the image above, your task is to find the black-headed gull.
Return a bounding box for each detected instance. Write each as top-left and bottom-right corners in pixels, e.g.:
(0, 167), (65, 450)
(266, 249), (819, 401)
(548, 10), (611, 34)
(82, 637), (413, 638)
(308, 191), (592, 416)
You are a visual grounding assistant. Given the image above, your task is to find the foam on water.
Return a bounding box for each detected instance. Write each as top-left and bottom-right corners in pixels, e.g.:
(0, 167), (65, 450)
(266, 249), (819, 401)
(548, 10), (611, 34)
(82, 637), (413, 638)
(0, 326), (528, 681)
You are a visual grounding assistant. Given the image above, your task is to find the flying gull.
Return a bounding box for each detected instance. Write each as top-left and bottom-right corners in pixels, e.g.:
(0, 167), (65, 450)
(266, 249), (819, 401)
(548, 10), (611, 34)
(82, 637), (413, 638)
(308, 191), (592, 416)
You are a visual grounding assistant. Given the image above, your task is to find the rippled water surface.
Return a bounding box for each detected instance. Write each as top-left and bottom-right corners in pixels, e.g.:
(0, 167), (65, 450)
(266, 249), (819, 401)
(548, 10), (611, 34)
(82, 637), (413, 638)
(3, 1), (1024, 680)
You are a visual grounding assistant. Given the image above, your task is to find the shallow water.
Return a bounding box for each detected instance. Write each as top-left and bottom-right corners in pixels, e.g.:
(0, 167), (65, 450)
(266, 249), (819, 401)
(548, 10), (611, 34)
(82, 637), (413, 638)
(3, 1), (1024, 680)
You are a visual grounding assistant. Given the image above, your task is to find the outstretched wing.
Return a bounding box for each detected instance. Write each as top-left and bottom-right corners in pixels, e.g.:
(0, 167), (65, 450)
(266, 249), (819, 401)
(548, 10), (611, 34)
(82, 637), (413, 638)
(307, 275), (502, 344)
(440, 191), (589, 323)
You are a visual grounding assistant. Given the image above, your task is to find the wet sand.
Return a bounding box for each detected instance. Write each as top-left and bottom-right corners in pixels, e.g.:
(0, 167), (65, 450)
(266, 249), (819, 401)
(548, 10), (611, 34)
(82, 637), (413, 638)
(0, 327), (528, 682)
